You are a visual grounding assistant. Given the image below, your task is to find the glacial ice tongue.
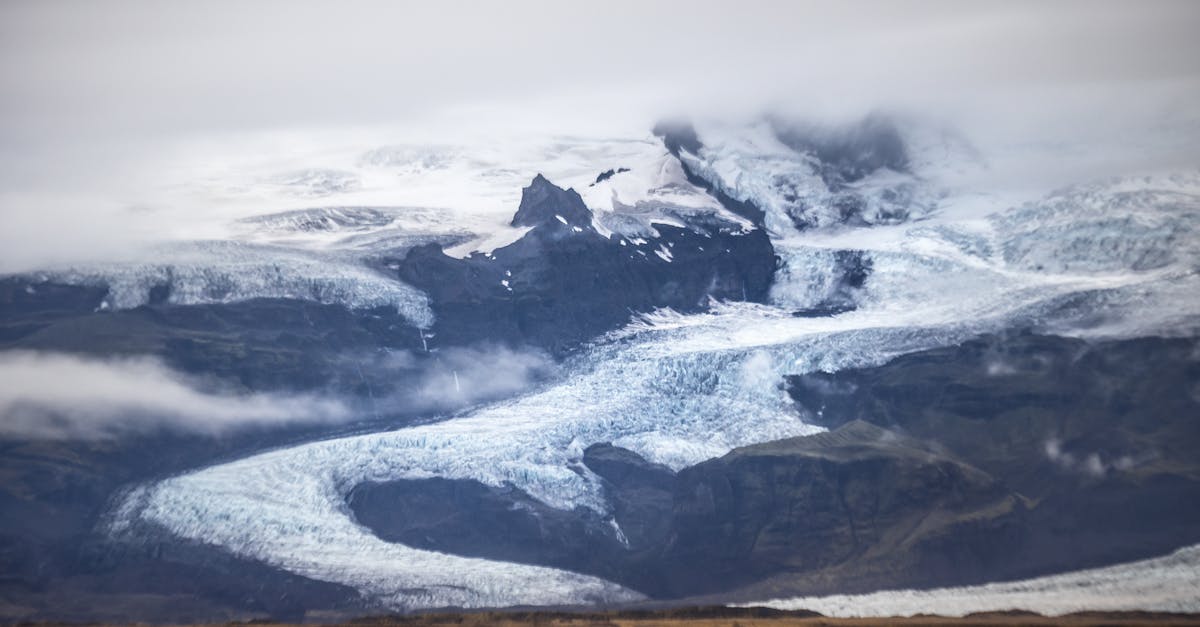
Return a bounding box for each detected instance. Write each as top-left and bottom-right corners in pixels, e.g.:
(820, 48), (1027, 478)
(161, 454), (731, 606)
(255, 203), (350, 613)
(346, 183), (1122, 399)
(108, 281), (1179, 610)
(992, 175), (1200, 275)
(33, 240), (435, 328)
(749, 543), (1200, 617)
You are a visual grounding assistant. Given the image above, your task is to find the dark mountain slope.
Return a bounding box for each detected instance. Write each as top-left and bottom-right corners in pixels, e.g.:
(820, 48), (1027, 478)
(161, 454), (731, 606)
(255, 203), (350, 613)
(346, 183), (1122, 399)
(352, 333), (1200, 603)
(394, 174), (776, 355)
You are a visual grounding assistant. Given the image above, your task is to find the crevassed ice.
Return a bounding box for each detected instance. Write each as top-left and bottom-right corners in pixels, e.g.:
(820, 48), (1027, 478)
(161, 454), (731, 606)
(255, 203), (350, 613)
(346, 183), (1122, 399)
(681, 119), (953, 235)
(770, 172), (1200, 314)
(993, 176), (1200, 274)
(110, 271), (1175, 610)
(110, 172), (1200, 610)
(41, 240), (434, 328)
(234, 206), (474, 254)
(747, 543), (1200, 617)
(674, 119), (978, 311)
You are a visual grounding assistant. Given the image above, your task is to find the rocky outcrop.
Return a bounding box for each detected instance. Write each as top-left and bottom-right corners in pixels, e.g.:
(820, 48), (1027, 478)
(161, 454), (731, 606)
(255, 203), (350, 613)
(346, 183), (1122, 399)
(788, 250), (872, 317)
(348, 477), (629, 583)
(656, 420), (1024, 598)
(395, 175), (776, 355)
(0, 431), (365, 623)
(785, 332), (1200, 584)
(510, 174), (594, 229)
(0, 283), (426, 395)
(350, 421), (1026, 600)
(583, 443), (675, 552)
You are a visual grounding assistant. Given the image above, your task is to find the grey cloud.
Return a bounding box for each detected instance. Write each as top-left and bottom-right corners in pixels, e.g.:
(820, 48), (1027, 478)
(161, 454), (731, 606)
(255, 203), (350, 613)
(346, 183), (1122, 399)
(3, 0), (1198, 149)
(3, 1), (1198, 136)
(0, 351), (350, 440)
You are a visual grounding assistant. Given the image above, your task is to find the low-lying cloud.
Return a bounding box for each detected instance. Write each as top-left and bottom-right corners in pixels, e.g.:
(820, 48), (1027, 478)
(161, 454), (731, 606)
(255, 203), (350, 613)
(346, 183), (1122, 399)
(1044, 437), (1137, 478)
(0, 351), (349, 440)
(373, 344), (556, 414)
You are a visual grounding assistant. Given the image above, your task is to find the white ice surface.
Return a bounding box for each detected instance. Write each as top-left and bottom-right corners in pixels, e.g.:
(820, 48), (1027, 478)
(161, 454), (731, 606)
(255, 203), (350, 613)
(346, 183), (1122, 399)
(747, 543), (1200, 617)
(38, 240), (435, 327)
(220, 134), (741, 258)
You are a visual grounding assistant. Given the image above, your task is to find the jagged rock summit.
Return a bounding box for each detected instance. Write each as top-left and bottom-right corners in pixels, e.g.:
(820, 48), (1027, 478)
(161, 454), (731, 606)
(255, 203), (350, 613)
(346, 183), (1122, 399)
(510, 173), (594, 229)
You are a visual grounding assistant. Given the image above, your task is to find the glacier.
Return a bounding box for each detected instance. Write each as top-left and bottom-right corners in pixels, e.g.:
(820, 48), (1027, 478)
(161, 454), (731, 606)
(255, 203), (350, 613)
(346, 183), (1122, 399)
(29, 240), (435, 328)
(97, 123), (1200, 615)
(747, 543), (1200, 617)
(5, 118), (990, 324)
(107, 170), (1200, 611)
(9, 133), (755, 316)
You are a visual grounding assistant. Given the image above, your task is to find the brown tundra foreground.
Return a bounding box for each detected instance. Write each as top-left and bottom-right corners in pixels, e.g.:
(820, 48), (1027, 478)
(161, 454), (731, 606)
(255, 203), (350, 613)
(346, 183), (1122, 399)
(26, 607), (1200, 627)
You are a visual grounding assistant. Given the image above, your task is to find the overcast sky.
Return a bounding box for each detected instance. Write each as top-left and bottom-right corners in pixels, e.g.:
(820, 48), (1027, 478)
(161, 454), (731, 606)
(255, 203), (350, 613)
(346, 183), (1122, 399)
(4, 1), (1199, 138)
(1, 0), (1199, 268)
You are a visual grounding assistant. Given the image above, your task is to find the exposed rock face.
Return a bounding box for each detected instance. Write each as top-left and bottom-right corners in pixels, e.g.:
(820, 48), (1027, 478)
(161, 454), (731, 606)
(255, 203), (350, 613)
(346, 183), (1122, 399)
(654, 420), (1024, 598)
(583, 443), (675, 552)
(786, 333), (1200, 495)
(592, 167), (629, 185)
(395, 175), (776, 354)
(0, 175), (775, 384)
(510, 174), (594, 229)
(350, 421), (1026, 600)
(348, 477), (629, 583)
(345, 439), (675, 593)
(0, 282), (425, 395)
(786, 332), (1200, 583)
(0, 431), (366, 623)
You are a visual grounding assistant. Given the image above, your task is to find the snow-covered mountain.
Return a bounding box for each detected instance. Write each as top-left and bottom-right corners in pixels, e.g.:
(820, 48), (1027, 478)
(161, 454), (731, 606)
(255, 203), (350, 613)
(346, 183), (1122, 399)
(5, 117), (1200, 618)
(2, 115), (988, 323)
(106, 153), (1200, 610)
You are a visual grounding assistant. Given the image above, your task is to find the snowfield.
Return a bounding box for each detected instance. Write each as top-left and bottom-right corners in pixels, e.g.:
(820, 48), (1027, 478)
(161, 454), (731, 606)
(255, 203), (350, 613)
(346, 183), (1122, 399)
(37, 240), (435, 328)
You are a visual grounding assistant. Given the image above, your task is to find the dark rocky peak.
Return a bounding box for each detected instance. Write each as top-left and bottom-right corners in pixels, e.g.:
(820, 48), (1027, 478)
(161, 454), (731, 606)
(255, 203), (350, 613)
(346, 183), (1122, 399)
(769, 113), (910, 188)
(592, 167), (631, 186)
(510, 174), (593, 229)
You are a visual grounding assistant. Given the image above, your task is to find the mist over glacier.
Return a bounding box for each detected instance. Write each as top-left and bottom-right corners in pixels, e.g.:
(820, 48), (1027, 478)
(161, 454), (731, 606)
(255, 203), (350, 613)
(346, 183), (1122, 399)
(108, 169), (1200, 609)
(0, 351), (350, 439)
